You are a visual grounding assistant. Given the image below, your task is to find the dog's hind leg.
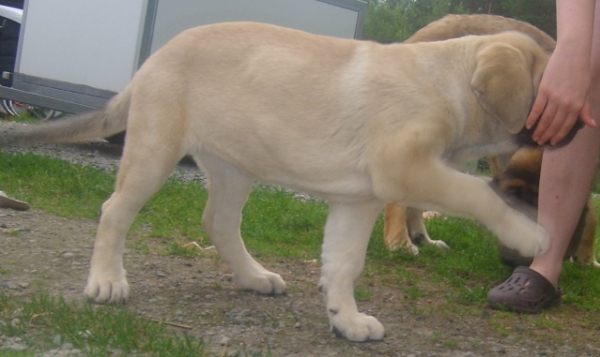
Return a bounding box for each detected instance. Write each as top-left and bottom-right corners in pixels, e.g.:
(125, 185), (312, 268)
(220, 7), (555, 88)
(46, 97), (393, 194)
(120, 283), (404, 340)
(197, 152), (286, 295)
(406, 208), (450, 250)
(318, 199), (386, 342)
(383, 204), (417, 253)
(574, 197), (600, 267)
(84, 133), (184, 303)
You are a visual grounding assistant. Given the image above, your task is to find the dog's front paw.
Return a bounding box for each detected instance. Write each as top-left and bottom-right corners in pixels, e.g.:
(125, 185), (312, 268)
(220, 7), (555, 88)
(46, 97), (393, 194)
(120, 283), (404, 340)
(496, 213), (550, 257)
(236, 270), (286, 295)
(330, 311), (385, 342)
(84, 269), (129, 304)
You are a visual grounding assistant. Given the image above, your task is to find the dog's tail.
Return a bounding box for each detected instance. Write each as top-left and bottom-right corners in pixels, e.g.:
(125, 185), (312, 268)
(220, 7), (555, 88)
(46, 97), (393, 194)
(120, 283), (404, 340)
(1, 84), (132, 145)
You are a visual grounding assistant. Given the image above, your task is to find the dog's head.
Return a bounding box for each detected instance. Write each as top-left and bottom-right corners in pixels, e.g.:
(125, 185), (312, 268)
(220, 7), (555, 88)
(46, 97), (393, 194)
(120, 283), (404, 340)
(470, 32), (549, 136)
(489, 147), (543, 208)
(489, 147), (588, 266)
(408, 15), (582, 148)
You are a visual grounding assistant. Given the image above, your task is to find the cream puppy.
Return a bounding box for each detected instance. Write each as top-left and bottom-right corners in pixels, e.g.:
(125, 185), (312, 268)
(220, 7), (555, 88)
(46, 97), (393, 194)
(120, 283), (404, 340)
(3, 22), (550, 341)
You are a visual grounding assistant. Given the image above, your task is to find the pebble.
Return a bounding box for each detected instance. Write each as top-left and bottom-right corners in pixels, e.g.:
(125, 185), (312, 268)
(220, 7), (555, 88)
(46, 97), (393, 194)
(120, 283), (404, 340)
(220, 336), (230, 346)
(6, 342), (28, 351)
(5, 282), (18, 289)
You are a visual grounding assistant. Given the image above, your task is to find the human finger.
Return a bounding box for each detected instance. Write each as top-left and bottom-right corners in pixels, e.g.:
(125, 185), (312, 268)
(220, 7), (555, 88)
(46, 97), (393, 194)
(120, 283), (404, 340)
(531, 99), (559, 143)
(525, 92), (547, 129)
(579, 100), (597, 128)
(549, 111), (580, 145)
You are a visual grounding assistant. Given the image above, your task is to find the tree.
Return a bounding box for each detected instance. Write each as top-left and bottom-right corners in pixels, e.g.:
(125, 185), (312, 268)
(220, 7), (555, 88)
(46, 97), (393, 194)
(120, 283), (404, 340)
(363, 0), (466, 43)
(362, 0), (556, 43)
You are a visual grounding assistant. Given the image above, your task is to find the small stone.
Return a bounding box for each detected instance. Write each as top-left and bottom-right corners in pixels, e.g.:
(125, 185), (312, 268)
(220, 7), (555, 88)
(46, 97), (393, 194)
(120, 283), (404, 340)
(294, 322), (302, 329)
(7, 343), (28, 351)
(6, 282), (18, 289)
(157, 271), (166, 277)
(63, 252), (74, 258)
(78, 330), (92, 338)
(52, 334), (62, 345)
(220, 336), (230, 346)
(61, 342), (74, 350)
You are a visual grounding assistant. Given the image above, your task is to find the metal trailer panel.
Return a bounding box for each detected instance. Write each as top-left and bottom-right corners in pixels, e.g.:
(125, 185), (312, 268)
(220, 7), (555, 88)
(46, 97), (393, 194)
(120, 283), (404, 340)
(149, 0), (363, 56)
(0, 0), (367, 114)
(15, 0), (147, 93)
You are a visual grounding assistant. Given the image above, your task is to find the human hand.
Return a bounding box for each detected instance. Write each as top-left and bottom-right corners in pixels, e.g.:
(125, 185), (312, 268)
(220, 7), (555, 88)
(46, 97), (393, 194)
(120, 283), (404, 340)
(525, 45), (596, 145)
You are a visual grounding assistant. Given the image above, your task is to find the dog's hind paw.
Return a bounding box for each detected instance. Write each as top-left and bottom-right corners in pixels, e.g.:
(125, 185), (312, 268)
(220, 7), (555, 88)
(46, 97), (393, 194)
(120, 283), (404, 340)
(330, 312), (385, 342)
(84, 276), (130, 304)
(431, 240), (450, 250)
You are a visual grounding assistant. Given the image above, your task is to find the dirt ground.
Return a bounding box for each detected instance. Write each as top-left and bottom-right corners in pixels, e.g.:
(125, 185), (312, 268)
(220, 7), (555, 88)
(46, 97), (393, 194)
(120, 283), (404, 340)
(1, 208), (599, 357)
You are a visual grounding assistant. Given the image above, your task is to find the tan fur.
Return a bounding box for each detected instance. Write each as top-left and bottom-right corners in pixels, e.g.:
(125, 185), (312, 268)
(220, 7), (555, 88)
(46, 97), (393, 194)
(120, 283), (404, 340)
(405, 14), (556, 52)
(3, 22), (552, 341)
(383, 14), (556, 254)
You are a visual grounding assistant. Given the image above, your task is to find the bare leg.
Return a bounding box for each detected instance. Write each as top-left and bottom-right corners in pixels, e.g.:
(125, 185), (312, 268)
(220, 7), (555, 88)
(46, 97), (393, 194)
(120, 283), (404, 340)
(529, 126), (600, 286)
(530, 2), (600, 287)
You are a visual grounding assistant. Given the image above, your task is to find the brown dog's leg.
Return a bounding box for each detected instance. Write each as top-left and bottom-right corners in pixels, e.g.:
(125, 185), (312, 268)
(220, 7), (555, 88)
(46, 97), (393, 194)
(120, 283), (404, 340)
(573, 197), (600, 267)
(383, 203), (418, 254)
(383, 205), (449, 253)
(406, 208), (450, 250)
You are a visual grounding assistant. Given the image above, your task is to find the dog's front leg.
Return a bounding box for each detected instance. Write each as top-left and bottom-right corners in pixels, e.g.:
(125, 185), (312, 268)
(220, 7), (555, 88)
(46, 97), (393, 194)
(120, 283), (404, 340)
(395, 162), (549, 258)
(318, 199), (385, 342)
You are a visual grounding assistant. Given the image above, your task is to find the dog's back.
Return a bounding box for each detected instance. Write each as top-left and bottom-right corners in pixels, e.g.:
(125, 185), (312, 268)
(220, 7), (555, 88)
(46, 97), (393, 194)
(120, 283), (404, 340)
(405, 14), (555, 53)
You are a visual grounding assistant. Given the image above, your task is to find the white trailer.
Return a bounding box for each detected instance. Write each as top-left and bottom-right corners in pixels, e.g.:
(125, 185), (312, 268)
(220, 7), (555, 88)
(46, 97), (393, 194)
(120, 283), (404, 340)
(0, 0), (367, 114)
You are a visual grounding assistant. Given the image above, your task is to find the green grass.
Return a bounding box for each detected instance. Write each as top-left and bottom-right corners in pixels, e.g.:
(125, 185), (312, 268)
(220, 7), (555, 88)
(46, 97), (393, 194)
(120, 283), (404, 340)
(0, 151), (325, 259)
(0, 293), (204, 356)
(2, 149), (600, 353)
(2, 150), (600, 310)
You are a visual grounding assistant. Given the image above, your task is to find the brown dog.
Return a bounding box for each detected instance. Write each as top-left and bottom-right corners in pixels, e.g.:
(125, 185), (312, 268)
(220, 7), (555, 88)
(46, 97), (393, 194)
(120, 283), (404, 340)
(489, 148), (599, 267)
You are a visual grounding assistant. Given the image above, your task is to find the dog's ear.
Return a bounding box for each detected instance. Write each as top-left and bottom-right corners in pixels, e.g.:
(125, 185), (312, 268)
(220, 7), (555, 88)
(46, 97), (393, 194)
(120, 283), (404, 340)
(471, 40), (545, 134)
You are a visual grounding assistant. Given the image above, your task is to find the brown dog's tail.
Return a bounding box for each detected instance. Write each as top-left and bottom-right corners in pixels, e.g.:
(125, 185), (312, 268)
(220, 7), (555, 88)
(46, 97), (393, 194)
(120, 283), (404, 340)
(1, 84), (132, 145)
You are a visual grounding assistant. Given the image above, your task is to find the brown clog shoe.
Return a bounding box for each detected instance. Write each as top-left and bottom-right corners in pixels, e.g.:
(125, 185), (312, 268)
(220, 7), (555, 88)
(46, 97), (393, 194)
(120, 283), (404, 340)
(487, 266), (562, 313)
